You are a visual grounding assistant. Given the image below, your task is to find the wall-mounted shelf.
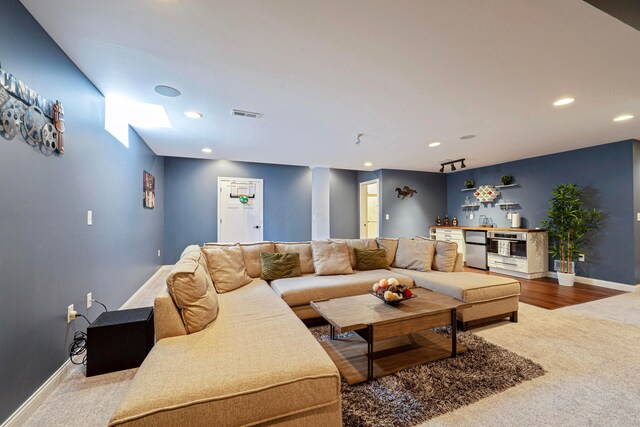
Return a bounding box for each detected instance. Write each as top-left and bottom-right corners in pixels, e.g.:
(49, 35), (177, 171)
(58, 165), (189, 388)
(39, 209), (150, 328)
(461, 204), (480, 209)
(495, 184), (520, 189)
(497, 202), (518, 207)
(461, 187), (477, 192)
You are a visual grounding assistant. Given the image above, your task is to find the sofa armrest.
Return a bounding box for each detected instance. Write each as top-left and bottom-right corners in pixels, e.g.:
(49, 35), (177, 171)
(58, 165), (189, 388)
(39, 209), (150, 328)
(453, 253), (464, 272)
(154, 288), (187, 341)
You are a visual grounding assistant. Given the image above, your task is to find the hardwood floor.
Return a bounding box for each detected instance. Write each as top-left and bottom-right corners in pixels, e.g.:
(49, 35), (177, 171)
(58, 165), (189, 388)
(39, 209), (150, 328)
(463, 267), (626, 310)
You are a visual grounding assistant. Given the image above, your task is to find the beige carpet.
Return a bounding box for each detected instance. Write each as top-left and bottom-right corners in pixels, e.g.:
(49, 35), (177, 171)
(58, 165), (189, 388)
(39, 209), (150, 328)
(25, 271), (640, 426)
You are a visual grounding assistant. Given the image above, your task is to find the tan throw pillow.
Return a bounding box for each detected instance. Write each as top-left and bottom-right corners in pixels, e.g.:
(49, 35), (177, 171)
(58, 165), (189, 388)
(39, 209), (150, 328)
(166, 251), (218, 334)
(332, 238), (378, 269)
(201, 246), (252, 293)
(433, 241), (459, 272)
(260, 252), (302, 280)
(355, 248), (390, 271)
(275, 242), (315, 274)
(310, 240), (354, 276)
(377, 238), (399, 266)
(180, 244), (202, 259)
(240, 242), (275, 278)
(393, 237), (436, 272)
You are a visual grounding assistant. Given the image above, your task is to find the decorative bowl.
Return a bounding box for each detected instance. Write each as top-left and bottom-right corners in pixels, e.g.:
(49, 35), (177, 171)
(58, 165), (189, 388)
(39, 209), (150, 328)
(369, 291), (418, 306)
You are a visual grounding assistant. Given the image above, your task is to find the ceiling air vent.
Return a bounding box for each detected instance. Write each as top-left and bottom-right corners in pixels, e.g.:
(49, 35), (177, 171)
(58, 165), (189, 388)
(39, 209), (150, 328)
(231, 109), (263, 119)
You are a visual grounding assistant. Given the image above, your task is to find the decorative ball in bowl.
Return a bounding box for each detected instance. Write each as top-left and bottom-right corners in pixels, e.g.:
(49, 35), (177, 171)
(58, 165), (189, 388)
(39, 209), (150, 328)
(370, 278), (416, 306)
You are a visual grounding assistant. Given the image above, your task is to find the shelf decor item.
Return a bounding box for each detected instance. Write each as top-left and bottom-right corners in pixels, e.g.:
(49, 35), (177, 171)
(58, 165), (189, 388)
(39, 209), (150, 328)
(475, 185), (500, 203)
(541, 184), (603, 286)
(464, 179), (474, 189)
(500, 175), (513, 185)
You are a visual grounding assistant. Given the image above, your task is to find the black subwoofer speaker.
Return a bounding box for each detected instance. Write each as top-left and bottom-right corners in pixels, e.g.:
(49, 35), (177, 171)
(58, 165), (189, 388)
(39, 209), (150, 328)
(86, 307), (154, 377)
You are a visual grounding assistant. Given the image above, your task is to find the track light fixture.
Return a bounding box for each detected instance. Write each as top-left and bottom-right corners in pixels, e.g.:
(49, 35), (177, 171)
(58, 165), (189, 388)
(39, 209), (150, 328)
(439, 158), (466, 173)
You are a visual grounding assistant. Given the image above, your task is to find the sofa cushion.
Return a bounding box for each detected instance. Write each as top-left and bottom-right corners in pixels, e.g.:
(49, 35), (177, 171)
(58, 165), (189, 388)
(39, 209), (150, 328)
(331, 238), (378, 269)
(390, 269), (521, 302)
(271, 269), (413, 307)
(260, 252), (302, 280)
(275, 242), (315, 274)
(240, 242), (275, 278)
(433, 240), (458, 272)
(392, 238), (436, 271)
(108, 280), (340, 427)
(377, 238), (399, 265)
(355, 248), (390, 271)
(201, 246), (252, 293)
(166, 251), (218, 334)
(311, 240), (353, 276)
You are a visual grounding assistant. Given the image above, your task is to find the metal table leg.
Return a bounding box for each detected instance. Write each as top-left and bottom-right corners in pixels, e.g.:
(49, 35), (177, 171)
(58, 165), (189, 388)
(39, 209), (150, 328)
(451, 308), (457, 357)
(367, 324), (374, 381)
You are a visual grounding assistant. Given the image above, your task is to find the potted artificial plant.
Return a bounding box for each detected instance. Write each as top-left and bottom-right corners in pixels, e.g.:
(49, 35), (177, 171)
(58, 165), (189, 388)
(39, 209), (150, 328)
(541, 184), (603, 286)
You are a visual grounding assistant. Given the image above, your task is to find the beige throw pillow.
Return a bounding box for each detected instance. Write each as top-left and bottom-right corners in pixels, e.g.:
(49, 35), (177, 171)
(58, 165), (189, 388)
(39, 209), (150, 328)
(331, 238), (378, 269)
(377, 238), (399, 266)
(310, 240), (354, 276)
(275, 242), (315, 274)
(201, 246), (252, 293)
(433, 241), (459, 272)
(240, 242), (275, 278)
(393, 237), (436, 272)
(166, 251), (218, 334)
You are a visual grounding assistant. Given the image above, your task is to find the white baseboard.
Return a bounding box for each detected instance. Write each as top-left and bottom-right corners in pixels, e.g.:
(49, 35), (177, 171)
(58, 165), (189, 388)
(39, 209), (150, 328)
(1, 265), (170, 427)
(547, 272), (637, 292)
(121, 265), (171, 309)
(1, 360), (73, 427)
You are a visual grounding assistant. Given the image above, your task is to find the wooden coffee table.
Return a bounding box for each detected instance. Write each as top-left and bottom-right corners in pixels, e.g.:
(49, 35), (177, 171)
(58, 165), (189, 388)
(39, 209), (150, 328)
(310, 287), (471, 385)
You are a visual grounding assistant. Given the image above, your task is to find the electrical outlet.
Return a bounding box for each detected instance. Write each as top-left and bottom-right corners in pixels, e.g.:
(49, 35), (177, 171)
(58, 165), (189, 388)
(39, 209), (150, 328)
(157, 249), (161, 257)
(67, 304), (77, 323)
(637, 212), (640, 222)
(578, 254), (585, 262)
(385, 214), (390, 220)
(87, 292), (92, 309)
(87, 210), (93, 225)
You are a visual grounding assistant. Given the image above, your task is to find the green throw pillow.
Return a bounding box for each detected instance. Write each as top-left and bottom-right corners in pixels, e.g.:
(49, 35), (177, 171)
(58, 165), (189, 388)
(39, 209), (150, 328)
(260, 252), (302, 280)
(354, 248), (390, 271)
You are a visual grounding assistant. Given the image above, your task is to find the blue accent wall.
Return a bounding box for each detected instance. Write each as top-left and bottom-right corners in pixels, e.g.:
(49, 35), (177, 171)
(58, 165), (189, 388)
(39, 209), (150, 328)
(447, 140), (636, 285)
(377, 169), (447, 238)
(0, 1), (164, 422)
(163, 157), (312, 263)
(330, 169), (359, 238)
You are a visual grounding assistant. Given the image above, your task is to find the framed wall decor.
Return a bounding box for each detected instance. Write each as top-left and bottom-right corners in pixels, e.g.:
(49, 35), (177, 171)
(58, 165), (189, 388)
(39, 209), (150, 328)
(143, 171), (155, 209)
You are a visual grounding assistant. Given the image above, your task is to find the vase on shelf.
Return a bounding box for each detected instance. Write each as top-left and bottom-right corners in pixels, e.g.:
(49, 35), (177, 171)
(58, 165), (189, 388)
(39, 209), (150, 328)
(443, 215), (450, 226)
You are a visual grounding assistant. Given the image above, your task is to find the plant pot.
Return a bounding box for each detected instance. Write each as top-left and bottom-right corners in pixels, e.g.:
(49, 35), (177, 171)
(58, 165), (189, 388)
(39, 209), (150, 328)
(557, 272), (575, 287)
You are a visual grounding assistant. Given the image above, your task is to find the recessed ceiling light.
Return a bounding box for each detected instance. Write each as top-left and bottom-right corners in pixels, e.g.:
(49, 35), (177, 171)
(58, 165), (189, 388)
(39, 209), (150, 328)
(613, 114), (634, 122)
(553, 97), (575, 106)
(184, 111), (203, 119)
(201, 148), (212, 153)
(364, 162), (373, 167)
(460, 134), (476, 140)
(154, 85), (181, 97)
(428, 142), (441, 148)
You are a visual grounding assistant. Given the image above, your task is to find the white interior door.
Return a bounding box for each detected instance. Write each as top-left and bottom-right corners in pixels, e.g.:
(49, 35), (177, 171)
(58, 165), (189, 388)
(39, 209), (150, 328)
(360, 179), (380, 239)
(218, 178), (264, 243)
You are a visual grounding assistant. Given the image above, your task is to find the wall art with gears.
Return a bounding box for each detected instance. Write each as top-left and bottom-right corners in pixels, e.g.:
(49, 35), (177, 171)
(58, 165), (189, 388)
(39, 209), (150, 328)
(0, 64), (65, 155)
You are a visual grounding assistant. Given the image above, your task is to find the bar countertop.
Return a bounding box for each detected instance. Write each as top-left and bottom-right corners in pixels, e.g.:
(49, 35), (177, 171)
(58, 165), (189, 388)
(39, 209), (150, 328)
(429, 225), (546, 233)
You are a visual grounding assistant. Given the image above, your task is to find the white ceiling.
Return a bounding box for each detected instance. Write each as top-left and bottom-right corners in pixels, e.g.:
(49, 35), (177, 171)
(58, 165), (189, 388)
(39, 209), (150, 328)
(21, 0), (640, 172)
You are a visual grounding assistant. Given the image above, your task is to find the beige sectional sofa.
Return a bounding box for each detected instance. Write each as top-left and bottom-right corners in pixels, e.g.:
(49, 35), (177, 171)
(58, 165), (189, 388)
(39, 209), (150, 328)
(109, 237), (520, 426)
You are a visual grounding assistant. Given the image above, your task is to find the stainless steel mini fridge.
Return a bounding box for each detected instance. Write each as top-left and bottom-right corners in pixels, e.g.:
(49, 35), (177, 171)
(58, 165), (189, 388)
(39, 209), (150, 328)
(465, 230), (488, 270)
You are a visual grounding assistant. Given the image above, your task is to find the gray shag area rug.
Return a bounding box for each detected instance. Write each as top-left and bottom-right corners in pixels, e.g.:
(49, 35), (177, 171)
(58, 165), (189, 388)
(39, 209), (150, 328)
(310, 325), (545, 427)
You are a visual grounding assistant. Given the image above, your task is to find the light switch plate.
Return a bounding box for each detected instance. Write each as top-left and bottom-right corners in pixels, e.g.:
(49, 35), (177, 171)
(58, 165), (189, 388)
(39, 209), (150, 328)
(157, 249), (161, 257)
(385, 214), (390, 220)
(87, 210), (93, 225)
(86, 292), (92, 309)
(637, 212), (640, 221)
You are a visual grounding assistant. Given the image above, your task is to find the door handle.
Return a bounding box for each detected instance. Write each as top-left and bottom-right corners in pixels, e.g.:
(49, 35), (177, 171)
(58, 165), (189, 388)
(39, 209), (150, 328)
(254, 225), (261, 229)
